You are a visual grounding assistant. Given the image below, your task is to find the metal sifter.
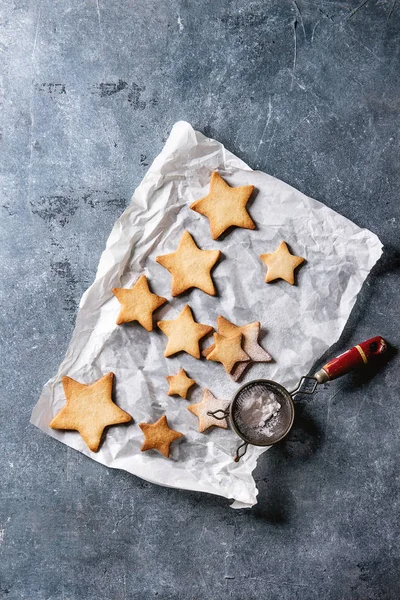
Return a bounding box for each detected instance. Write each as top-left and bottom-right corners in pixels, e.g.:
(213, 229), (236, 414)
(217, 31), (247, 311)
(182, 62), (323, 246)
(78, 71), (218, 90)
(208, 336), (387, 461)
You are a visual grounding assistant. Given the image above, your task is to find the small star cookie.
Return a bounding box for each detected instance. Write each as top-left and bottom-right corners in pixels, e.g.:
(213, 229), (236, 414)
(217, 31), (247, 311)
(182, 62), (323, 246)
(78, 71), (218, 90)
(260, 241), (305, 285)
(187, 389), (230, 433)
(190, 172), (255, 240)
(49, 373), (132, 452)
(156, 231), (221, 296)
(166, 368), (195, 399)
(203, 317), (272, 381)
(139, 415), (183, 458)
(206, 332), (250, 374)
(112, 274), (167, 330)
(157, 304), (213, 359)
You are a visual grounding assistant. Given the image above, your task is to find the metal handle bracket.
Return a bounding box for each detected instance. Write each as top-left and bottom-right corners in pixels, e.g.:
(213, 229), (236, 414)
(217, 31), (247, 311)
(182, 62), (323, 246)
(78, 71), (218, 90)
(289, 376), (319, 398)
(207, 409), (229, 420)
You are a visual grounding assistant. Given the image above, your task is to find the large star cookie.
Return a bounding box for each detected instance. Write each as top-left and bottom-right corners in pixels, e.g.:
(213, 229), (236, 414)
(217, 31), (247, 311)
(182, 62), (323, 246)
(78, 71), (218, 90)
(49, 373), (132, 452)
(157, 304), (213, 359)
(166, 368), (195, 399)
(139, 415), (183, 458)
(203, 317), (272, 381)
(190, 172), (255, 240)
(112, 274), (167, 330)
(206, 332), (250, 374)
(187, 389), (230, 433)
(260, 241), (305, 285)
(156, 231), (221, 296)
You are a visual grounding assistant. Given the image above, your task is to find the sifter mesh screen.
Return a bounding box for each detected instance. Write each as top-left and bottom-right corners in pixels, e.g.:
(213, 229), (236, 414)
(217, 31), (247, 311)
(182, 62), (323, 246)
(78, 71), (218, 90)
(231, 380), (294, 446)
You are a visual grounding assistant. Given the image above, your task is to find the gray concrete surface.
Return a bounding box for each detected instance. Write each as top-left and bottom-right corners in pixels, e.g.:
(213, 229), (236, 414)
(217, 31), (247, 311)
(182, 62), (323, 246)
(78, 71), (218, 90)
(1, 1), (400, 599)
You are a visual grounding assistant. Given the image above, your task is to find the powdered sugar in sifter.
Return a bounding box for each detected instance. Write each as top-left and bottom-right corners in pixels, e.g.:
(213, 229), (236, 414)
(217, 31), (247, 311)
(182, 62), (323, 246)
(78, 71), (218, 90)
(208, 336), (387, 461)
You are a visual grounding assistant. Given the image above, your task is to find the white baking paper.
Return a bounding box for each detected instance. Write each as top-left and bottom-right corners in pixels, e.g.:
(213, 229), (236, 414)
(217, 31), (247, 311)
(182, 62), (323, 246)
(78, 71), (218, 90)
(31, 121), (383, 508)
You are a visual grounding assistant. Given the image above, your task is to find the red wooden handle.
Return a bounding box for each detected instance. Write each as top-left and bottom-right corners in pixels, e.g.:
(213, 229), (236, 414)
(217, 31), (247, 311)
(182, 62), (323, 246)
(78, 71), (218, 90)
(316, 336), (387, 382)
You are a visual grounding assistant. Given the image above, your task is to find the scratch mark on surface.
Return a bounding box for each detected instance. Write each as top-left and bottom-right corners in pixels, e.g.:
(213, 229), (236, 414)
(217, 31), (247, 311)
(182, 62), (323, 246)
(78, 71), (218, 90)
(344, 25), (386, 65)
(198, 568), (209, 591)
(198, 520), (207, 540)
(343, 393), (370, 436)
(293, 0), (306, 39)
(291, 19), (298, 91)
(355, 397), (368, 419)
(324, 388), (342, 431)
(31, 5), (41, 59)
(387, 0), (398, 20)
(292, 75), (325, 108)
(135, 513), (148, 554)
(123, 570), (127, 600)
(96, 0), (102, 30)
(26, 95), (35, 222)
(224, 551), (234, 582)
(311, 20), (320, 43)
(350, 394), (369, 423)
(265, 123), (277, 163)
(292, 75), (306, 91)
(233, 126), (242, 149)
(347, 0), (370, 19)
(101, 119), (116, 150)
(177, 14), (184, 31)
(318, 7), (334, 21)
(0, 528), (5, 544)
(66, 447), (72, 482)
(255, 97), (272, 159)
(95, 0), (105, 78)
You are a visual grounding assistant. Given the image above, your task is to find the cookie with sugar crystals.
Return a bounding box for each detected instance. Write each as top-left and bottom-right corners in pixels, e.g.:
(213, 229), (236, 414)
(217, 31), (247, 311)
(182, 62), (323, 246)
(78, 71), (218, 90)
(187, 389), (230, 433)
(166, 368), (195, 399)
(203, 317), (272, 381)
(157, 304), (213, 359)
(260, 241), (305, 285)
(49, 373), (132, 452)
(190, 172), (255, 240)
(112, 274), (167, 330)
(156, 231), (220, 297)
(206, 332), (250, 374)
(139, 415), (183, 458)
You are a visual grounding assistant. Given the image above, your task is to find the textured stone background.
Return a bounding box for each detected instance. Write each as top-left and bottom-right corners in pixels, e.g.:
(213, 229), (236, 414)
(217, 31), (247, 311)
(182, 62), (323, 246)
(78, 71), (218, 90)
(1, 1), (399, 599)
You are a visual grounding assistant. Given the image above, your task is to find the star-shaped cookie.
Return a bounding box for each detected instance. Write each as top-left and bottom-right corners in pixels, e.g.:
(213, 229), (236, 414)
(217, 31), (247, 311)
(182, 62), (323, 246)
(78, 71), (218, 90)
(156, 231), (221, 297)
(190, 172), (255, 240)
(203, 317), (272, 381)
(49, 373), (132, 452)
(206, 332), (250, 374)
(139, 415), (183, 458)
(166, 368), (195, 399)
(158, 304), (213, 359)
(260, 241), (305, 285)
(112, 274), (167, 330)
(187, 389), (230, 433)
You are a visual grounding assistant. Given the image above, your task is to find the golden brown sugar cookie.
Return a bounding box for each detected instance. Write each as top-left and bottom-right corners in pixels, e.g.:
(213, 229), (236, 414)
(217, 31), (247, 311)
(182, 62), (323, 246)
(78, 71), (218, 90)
(112, 274), (167, 330)
(187, 389), (230, 433)
(166, 368), (195, 399)
(190, 172), (255, 240)
(206, 332), (250, 374)
(260, 241), (305, 285)
(139, 415), (183, 458)
(156, 231), (220, 297)
(49, 373), (132, 452)
(157, 304), (213, 359)
(203, 317), (272, 381)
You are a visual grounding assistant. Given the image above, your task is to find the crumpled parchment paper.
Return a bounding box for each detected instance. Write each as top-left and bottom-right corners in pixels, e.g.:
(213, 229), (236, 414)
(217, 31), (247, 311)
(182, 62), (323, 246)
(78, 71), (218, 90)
(31, 121), (383, 508)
